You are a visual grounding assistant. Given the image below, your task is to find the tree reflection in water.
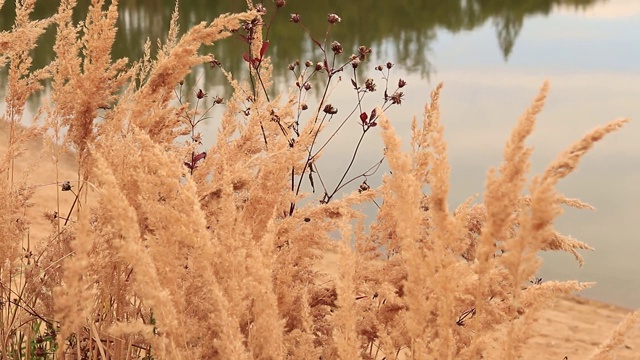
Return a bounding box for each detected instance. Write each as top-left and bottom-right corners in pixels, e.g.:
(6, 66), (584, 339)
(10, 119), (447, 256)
(0, 0), (603, 97)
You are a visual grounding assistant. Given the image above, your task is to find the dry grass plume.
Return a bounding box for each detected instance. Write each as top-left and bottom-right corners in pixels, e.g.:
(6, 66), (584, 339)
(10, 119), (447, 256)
(0, 1), (634, 359)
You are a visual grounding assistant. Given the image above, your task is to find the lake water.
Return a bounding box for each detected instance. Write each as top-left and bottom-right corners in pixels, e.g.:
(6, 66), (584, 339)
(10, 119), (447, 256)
(1, 0), (639, 308)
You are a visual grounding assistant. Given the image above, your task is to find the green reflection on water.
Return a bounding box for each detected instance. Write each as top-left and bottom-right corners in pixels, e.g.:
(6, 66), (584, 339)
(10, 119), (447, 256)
(1, 0), (603, 106)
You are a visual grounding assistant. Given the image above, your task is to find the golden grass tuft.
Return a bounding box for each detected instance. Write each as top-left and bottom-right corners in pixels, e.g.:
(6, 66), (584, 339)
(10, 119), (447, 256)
(0, 1), (634, 359)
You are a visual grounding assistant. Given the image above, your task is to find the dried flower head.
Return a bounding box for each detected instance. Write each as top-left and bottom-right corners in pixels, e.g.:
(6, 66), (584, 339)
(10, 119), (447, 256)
(390, 91), (404, 104)
(196, 89), (206, 99)
(365, 78), (376, 92)
(358, 45), (372, 60)
(323, 104), (338, 115)
(327, 13), (342, 24)
(398, 78), (407, 88)
(209, 58), (222, 68)
(375, 65), (383, 71)
(358, 182), (370, 193)
(275, 0), (286, 8)
(351, 58), (360, 69)
(288, 62), (296, 71)
(290, 13), (300, 23)
(61, 181), (72, 191)
(386, 61), (394, 69)
(213, 96), (224, 104)
(303, 82), (311, 91)
(305, 60), (313, 67)
(331, 41), (343, 54)
(34, 346), (46, 357)
(315, 62), (323, 71)
(256, 4), (267, 14)
(270, 109), (280, 122)
(301, 103), (308, 110)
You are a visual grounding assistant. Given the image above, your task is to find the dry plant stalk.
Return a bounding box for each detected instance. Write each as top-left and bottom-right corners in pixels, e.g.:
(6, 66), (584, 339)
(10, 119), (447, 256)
(0, 1), (633, 359)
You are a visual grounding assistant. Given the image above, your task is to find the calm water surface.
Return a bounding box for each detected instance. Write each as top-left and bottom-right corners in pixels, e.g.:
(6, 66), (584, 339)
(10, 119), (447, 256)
(1, 0), (639, 308)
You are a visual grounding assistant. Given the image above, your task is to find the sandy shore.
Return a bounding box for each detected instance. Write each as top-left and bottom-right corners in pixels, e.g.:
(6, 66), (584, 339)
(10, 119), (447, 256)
(525, 295), (638, 359)
(317, 241), (640, 359)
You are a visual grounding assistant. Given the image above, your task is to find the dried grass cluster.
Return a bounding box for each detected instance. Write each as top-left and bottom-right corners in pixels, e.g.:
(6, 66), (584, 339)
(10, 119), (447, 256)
(0, 1), (635, 359)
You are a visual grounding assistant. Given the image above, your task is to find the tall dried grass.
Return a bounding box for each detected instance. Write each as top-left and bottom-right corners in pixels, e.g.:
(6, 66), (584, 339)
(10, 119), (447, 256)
(0, 1), (636, 359)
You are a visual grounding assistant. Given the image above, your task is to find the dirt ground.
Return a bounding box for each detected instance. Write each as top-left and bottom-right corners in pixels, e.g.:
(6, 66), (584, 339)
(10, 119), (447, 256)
(3, 124), (639, 359)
